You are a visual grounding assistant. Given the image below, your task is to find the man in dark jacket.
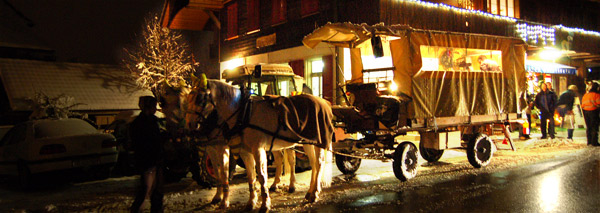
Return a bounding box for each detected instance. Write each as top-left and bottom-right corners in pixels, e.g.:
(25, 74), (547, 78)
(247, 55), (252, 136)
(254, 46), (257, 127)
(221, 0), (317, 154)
(129, 96), (165, 213)
(556, 85), (578, 139)
(535, 83), (557, 139)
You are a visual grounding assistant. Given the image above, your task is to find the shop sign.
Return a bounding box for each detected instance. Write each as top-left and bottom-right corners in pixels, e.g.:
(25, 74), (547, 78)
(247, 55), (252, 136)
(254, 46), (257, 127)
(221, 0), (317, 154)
(257, 33), (276, 48)
(525, 60), (576, 75)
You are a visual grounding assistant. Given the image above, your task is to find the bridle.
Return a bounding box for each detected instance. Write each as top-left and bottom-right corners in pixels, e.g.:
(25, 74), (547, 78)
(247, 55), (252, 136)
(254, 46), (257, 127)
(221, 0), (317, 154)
(187, 84), (249, 141)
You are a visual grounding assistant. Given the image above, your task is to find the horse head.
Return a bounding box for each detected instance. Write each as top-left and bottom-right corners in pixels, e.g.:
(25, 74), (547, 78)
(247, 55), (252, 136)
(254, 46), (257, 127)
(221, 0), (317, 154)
(185, 73), (218, 133)
(185, 74), (243, 136)
(157, 80), (190, 137)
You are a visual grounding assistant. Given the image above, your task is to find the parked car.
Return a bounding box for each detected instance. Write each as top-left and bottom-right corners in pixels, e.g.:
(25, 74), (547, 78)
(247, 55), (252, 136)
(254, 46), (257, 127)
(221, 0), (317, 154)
(0, 118), (118, 187)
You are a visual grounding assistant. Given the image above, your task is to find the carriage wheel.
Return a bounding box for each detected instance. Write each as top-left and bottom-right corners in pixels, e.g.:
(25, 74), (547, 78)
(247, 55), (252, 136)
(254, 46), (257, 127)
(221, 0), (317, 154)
(200, 153), (237, 185)
(392, 142), (419, 181)
(335, 150), (361, 175)
(419, 140), (444, 162)
(466, 133), (493, 168)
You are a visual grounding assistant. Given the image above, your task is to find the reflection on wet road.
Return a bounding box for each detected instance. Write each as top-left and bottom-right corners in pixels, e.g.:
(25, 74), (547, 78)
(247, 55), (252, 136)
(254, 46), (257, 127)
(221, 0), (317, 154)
(317, 147), (600, 212)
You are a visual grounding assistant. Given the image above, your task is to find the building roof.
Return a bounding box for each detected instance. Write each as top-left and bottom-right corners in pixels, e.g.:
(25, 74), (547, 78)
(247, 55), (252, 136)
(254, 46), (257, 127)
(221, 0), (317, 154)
(0, 58), (152, 111)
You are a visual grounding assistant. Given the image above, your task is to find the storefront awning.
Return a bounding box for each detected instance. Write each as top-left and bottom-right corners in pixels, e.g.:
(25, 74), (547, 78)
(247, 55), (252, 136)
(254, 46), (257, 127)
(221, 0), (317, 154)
(525, 60), (576, 75)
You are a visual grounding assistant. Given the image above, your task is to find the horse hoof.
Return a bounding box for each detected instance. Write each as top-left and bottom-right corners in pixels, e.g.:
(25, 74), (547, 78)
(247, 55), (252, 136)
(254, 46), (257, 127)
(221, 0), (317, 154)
(218, 202), (230, 209)
(259, 205), (270, 213)
(305, 193), (318, 203)
(288, 186), (296, 193)
(244, 203), (255, 212)
(269, 185), (277, 192)
(210, 197), (222, 205)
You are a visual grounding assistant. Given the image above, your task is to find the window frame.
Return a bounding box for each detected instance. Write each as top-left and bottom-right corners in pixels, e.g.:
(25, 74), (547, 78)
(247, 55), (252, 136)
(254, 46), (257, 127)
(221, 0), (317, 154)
(271, 0), (287, 25)
(226, 2), (239, 39)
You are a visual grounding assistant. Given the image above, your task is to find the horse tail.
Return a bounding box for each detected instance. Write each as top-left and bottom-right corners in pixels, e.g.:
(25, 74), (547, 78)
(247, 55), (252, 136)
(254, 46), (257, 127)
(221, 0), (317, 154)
(321, 146), (333, 188)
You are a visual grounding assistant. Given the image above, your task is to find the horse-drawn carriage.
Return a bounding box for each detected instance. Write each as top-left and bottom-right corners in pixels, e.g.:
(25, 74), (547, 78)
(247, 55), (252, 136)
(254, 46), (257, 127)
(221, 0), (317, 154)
(303, 23), (527, 181)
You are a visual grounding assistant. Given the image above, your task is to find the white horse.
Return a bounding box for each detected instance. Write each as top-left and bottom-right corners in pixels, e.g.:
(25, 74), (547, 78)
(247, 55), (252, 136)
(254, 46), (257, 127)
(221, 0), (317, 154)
(160, 81), (303, 210)
(187, 77), (333, 212)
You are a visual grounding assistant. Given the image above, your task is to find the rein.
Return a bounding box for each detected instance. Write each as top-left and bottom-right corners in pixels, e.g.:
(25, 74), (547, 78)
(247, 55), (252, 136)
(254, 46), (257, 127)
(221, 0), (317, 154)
(193, 82), (318, 150)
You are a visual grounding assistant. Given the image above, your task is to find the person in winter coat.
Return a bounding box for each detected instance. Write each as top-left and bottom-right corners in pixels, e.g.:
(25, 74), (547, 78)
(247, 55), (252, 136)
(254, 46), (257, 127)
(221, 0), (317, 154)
(556, 85), (579, 139)
(535, 83), (557, 139)
(581, 82), (600, 146)
(129, 96), (166, 213)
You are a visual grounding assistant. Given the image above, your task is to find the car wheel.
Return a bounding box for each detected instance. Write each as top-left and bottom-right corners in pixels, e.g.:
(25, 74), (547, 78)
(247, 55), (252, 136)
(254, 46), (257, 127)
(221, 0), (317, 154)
(18, 163), (31, 189)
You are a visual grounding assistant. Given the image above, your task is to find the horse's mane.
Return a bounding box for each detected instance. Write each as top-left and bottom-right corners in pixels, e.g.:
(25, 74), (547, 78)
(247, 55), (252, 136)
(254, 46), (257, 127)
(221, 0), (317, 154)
(208, 79), (240, 107)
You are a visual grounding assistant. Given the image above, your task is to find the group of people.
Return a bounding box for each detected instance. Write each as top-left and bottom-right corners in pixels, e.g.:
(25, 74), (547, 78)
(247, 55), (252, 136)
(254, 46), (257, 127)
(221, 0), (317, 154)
(527, 80), (600, 146)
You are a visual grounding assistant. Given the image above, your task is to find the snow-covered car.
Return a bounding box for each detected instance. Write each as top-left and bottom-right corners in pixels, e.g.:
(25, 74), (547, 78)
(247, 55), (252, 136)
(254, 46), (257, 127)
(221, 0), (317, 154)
(0, 118), (118, 187)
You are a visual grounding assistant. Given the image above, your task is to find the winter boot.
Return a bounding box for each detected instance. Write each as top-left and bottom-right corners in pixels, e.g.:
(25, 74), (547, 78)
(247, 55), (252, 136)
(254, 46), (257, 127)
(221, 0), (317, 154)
(567, 129), (574, 139)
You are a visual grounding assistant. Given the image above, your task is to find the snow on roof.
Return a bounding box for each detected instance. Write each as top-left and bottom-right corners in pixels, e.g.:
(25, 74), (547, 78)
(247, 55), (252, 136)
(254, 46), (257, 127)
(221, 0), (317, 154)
(0, 58), (152, 111)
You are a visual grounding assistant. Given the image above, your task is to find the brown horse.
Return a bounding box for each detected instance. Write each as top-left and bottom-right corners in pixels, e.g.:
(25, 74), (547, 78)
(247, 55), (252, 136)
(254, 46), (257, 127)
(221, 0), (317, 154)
(185, 77), (333, 212)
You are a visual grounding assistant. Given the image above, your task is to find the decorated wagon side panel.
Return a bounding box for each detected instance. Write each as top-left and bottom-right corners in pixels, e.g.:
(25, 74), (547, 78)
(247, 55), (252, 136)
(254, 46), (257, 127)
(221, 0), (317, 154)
(303, 23), (528, 182)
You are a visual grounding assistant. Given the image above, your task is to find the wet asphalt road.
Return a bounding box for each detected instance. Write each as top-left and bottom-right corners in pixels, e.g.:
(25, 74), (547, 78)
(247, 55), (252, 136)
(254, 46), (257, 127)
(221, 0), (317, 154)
(314, 147), (600, 212)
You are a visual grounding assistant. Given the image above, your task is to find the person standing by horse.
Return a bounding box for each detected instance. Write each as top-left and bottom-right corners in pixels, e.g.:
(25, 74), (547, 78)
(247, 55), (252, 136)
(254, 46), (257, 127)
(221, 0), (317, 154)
(556, 85), (579, 140)
(535, 82), (557, 139)
(582, 82), (600, 146)
(129, 96), (166, 213)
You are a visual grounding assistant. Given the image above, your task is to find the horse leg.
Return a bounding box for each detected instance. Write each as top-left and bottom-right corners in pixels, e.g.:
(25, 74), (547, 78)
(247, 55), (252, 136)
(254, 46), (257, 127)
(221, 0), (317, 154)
(206, 146), (223, 205)
(269, 150), (284, 192)
(210, 145), (230, 209)
(284, 148), (296, 193)
(240, 149), (257, 211)
(302, 145), (323, 203)
(254, 148), (271, 212)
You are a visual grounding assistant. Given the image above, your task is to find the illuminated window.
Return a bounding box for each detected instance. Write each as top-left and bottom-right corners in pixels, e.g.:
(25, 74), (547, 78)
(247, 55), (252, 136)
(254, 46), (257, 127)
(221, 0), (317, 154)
(247, 0), (259, 31)
(307, 59), (323, 97)
(488, 0), (515, 17)
(271, 0), (287, 25)
(227, 3), (238, 38)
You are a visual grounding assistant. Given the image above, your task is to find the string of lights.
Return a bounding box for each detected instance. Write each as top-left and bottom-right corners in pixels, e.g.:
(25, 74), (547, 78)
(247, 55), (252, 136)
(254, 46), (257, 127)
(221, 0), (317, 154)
(399, 0), (600, 39)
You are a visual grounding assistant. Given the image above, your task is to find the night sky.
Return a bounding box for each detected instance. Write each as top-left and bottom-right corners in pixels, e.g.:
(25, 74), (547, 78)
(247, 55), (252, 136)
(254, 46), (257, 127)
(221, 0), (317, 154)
(6, 0), (164, 65)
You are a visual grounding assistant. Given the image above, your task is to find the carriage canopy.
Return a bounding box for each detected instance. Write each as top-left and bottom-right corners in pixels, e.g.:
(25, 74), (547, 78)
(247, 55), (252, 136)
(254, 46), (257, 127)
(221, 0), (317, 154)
(303, 23), (528, 120)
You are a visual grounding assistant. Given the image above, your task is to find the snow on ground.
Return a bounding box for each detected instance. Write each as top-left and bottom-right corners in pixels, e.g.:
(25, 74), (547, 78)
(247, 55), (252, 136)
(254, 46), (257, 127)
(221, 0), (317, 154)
(0, 130), (593, 212)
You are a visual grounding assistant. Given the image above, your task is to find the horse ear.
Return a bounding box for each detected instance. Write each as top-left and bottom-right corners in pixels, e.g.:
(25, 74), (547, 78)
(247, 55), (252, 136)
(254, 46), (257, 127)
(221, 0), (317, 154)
(199, 73), (208, 89)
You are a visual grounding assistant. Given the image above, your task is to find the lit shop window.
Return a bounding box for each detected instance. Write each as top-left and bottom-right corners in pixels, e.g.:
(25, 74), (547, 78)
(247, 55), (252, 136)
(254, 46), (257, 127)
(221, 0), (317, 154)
(307, 59), (323, 97)
(420, 46), (502, 72)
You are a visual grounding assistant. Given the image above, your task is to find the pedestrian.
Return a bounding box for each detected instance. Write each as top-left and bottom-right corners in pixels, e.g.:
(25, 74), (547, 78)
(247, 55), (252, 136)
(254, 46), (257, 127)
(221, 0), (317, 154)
(129, 96), (165, 213)
(556, 85), (579, 139)
(535, 82), (557, 139)
(581, 82), (600, 146)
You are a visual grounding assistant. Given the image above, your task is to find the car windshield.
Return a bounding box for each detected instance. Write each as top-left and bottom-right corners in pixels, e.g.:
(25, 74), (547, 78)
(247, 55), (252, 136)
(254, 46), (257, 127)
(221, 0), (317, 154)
(34, 119), (98, 138)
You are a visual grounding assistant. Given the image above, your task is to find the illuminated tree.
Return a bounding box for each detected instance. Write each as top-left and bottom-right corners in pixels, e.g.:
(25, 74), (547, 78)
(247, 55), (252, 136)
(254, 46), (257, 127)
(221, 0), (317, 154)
(123, 14), (196, 97)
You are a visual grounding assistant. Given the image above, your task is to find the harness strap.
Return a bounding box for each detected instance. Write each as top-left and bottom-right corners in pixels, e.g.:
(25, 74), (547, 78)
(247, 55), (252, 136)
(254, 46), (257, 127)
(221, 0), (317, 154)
(246, 124), (300, 143)
(268, 122), (281, 153)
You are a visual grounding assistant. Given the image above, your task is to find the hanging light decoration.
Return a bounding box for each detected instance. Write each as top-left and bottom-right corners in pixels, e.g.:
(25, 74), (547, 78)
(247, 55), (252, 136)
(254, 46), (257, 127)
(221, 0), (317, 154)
(555, 25), (600, 37)
(515, 22), (555, 46)
(399, 0), (600, 39)
(400, 0), (517, 22)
